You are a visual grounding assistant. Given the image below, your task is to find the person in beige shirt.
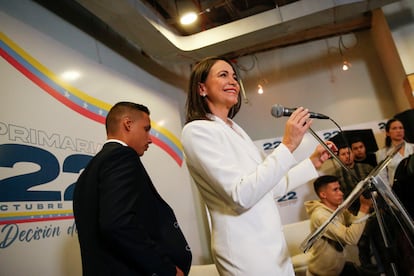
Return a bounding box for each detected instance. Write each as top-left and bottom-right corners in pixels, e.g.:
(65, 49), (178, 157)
(304, 175), (373, 276)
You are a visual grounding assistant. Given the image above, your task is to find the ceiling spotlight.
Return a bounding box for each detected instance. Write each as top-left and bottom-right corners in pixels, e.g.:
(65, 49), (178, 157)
(180, 11), (198, 25)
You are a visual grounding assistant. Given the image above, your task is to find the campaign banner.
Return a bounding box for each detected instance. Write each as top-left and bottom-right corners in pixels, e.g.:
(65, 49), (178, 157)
(0, 16), (199, 275)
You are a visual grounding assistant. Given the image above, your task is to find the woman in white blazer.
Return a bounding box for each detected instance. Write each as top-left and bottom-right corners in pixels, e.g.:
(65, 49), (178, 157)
(181, 56), (334, 275)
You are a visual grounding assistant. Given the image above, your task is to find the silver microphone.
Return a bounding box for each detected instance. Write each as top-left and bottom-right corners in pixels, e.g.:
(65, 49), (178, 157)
(271, 104), (329, 119)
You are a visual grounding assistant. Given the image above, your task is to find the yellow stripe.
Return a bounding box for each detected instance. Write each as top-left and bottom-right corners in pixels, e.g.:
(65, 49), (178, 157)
(0, 210), (73, 218)
(151, 121), (183, 151)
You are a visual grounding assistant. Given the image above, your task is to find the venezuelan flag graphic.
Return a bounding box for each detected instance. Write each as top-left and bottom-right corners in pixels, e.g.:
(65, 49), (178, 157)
(0, 210), (74, 225)
(0, 32), (183, 167)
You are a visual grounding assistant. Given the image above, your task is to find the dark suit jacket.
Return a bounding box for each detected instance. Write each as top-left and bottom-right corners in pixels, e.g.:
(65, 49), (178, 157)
(73, 142), (192, 275)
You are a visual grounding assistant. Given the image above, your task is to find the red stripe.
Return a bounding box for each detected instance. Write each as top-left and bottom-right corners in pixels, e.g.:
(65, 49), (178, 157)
(0, 216), (74, 225)
(151, 136), (183, 166)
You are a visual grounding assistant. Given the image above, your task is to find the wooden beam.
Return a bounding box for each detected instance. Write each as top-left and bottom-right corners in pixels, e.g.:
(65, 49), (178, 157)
(226, 14), (372, 59)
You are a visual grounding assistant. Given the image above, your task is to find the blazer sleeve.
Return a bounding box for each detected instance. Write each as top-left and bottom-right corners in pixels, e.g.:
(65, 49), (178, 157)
(271, 157), (318, 198)
(182, 121), (317, 213)
(98, 146), (178, 275)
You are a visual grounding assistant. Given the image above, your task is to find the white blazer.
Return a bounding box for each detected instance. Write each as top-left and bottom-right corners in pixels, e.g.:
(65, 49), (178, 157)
(182, 115), (318, 275)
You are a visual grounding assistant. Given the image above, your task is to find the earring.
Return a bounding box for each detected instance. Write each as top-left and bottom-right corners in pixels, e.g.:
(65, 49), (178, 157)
(201, 93), (206, 97)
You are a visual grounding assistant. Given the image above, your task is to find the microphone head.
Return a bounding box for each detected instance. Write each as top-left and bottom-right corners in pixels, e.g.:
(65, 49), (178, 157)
(271, 104), (284, 118)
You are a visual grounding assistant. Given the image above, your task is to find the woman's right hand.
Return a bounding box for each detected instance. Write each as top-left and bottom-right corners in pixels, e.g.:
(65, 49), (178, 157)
(281, 107), (312, 152)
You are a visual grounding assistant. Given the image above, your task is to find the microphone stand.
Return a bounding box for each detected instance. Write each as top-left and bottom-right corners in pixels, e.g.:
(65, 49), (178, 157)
(302, 129), (414, 276)
(308, 128), (349, 173)
(308, 127), (360, 183)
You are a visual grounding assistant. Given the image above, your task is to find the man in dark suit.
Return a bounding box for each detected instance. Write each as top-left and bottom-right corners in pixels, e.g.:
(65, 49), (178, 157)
(73, 101), (192, 275)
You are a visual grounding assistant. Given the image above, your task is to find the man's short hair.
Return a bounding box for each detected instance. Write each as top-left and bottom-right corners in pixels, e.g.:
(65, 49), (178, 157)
(105, 101), (150, 134)
(350, 136), (365, 146)
(337, 144), (350, 151)
(314, 175), (339, 195)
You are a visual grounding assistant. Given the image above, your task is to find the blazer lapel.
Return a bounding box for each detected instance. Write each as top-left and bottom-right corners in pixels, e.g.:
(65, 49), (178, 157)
(212, 115), (263, 164)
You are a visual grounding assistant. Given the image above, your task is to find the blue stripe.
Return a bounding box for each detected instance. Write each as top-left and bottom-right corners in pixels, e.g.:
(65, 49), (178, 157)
(150, 129), (183, 159)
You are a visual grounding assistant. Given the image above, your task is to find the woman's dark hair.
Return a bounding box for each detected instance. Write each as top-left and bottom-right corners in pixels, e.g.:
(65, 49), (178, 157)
(384, 118), (404, 147)
(185, 56), (242, 124)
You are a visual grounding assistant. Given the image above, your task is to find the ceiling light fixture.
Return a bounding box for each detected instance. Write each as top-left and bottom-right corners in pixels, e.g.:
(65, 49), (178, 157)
(257, 84), (264, 94)
(180, 11), (198, 25)
(179, 7), (210, 26)
(342, 60), (351, 71)
(338, 35), (351, 71)
(254, 54), (268, 95)
(256, 78), (268, 95)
